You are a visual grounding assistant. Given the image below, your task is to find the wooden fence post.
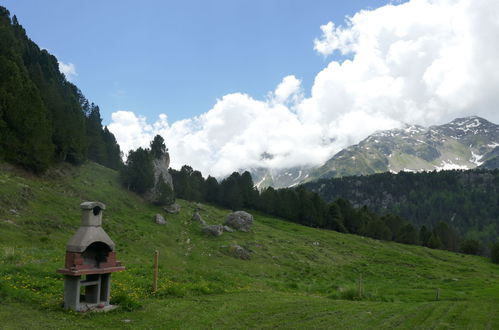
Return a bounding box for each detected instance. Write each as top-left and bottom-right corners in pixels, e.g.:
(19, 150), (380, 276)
(358, 274), (363, 299)
(153, 250), (159, 292)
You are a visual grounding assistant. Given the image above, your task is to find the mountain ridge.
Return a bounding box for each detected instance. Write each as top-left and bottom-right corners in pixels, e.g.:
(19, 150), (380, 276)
(248, 116), (499, 188)
(306, 115), (499, 182)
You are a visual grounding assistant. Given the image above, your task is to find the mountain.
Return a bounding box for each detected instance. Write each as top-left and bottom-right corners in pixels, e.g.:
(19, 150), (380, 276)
(479, 146), (499, 169)
(248, 116), (498, 188)
(305, 116), (499, 182)
(249, 166), (313, 189)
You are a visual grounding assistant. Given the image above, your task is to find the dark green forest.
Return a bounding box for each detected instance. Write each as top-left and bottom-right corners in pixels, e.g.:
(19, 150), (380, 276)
(164, 162), (486, 256)
(0, 7), (122, 172)
(304, 169), (499, 251)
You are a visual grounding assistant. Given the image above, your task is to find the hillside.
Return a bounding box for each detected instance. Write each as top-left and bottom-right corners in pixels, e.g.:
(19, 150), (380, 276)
(1, 161), (498, 328)
(0, 7), (122, 173)
(304, 169), (499, 249)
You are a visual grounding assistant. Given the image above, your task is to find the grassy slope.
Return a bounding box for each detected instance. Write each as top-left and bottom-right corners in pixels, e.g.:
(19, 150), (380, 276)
(0, 162), (498, 329)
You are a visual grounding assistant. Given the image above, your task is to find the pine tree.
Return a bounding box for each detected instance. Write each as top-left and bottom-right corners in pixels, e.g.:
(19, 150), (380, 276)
(86, 104), (107, 164)
(239, 171), (257, 208)
(205, 176), (220, 204)
(150, 135), (166, 159)
(419, 225), (431, 246)
(120, 147), (154, 193)
(492, 242), (499, 264)
(219, 173), (243, 210)
(326, 202), (347, 232)
(427, 233), (442, 249)
(398, 223), (418, 244)
(102, 127), (123, 170)
(460, 239), (483, 255)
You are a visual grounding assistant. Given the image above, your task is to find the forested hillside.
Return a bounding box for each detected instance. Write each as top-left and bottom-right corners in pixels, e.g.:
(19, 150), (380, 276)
(168, 165), (489, 256)
(0, 7), (122, 172)
(304, 169), (499, 249)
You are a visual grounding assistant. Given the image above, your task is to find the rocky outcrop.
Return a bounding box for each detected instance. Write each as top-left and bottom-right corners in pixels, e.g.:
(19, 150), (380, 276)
(192, 212), (206, 225)
(225, 244), (251, 260)
(202, 225), (224, 237)
(144, 153), (175, 205)
(164, 203), (181, 214)
(224, 211), (253, 232)
(153, 214), (166, 225)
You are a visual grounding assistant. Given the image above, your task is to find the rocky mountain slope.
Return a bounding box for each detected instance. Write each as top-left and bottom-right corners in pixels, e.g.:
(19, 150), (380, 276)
(249, 166), (313, 190)
(248, 116), (499, 188)
(306, 116), (499, 182)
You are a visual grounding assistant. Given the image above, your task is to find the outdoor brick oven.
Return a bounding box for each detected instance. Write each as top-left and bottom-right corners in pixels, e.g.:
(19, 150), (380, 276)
(57, 201), (125, 311)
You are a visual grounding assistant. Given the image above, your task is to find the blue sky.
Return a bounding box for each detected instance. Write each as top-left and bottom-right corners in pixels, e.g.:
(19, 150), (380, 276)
(2, 0), (389, 124)
(3, 0), (498, 177)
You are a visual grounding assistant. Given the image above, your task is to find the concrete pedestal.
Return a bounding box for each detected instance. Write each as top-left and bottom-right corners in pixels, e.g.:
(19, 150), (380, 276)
(63, 273), (112, 311)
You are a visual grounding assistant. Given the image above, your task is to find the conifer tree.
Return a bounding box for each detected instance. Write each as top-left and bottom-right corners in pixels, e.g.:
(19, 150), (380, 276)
(150, 135), (166, 159)
(120, 147), (154, 193)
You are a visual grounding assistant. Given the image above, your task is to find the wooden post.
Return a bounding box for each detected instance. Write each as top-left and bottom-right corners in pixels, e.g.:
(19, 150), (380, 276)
(153, 250), (159, 292)
(358, 274), (363, 299)
(435, 288), (440, 301)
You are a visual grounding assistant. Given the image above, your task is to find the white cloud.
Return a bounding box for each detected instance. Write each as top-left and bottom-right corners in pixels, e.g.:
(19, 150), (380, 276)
(272, 75), (303, 104)
(58, 60), (77, 81)
(109, 0), (499, 178)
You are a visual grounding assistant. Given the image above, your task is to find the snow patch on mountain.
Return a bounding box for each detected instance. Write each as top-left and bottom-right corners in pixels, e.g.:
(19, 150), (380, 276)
(470, 151), (484, 166)
(434, 162), (470, 171)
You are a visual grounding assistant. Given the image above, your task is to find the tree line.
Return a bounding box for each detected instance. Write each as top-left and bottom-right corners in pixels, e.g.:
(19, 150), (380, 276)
(0, 7), (122, 172)
(168, 163), (490, 257)
(303, 169), (499, 254)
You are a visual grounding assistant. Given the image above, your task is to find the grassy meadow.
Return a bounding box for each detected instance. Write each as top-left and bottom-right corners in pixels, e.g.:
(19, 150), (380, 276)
(0, 162), (498, 329)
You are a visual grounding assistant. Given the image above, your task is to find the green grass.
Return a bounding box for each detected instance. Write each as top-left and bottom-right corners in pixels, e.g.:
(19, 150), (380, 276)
(1, 161), (498, 329)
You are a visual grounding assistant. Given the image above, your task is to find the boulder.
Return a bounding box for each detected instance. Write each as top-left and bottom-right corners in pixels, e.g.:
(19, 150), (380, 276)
(224, 211), (253, 232)
(153, 214), (166, 225)
(223, 225), (234, 233)
(164, 203), (181, 214)
(226, 244), (251, 260)
(192, 212), (206, 225)
(144, 153), (175, 205)
(202, 225), (224, 237)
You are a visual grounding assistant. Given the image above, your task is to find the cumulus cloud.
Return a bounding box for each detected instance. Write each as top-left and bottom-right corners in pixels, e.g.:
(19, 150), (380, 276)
(109, 0), (499, 177)
(58, 60), (77, 81)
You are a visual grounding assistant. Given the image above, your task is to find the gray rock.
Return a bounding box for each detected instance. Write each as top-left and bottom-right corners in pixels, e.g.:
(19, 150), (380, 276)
(224, 211), (253, 232)
(192, 212), (206, 225)
(226, 244), (251, 260)
(223, 225), (234, 233)
(153, 214), (166, 225)
(164, 203), (181, 214)
(202, 225), (224, 237)
(144, 153), (175, 205)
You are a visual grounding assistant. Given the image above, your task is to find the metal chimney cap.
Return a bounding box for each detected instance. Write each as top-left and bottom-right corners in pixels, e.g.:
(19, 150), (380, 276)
(80, 202), (106, 211)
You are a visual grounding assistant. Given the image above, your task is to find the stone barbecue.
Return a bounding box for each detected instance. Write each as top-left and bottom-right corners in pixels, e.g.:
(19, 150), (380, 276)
(57, 202), (124, 311)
